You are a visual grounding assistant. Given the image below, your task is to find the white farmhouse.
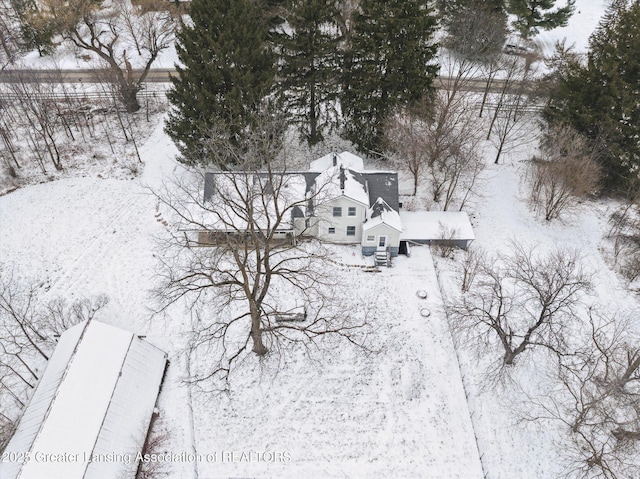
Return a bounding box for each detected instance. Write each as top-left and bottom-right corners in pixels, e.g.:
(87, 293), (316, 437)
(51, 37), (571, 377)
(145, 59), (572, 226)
(199, 151), (474, 262)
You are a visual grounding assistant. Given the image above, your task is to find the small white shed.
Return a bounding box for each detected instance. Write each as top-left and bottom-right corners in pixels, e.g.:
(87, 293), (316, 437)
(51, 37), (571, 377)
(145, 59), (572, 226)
(0, 319), (168, 479)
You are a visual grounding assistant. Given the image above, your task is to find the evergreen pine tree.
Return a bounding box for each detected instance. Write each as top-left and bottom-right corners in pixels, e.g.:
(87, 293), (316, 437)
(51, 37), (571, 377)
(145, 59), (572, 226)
(279, 0), (341, 146)
(543, 0), (640, 191)
(341, 0), (438, 154)
(507, 0), (576, 38)
(166, 0), (275, 166)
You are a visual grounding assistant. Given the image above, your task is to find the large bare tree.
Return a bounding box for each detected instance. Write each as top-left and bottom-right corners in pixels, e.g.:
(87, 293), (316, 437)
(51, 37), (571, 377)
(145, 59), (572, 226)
(32, 0), (176, 112)
(450, 241), (592, 368)
(152, 115), (370, 388)
(521, 309), (640, 479)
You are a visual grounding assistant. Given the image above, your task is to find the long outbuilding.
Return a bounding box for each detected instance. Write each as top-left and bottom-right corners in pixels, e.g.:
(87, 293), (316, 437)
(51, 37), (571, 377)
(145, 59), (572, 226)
(0, 319), (168, 479)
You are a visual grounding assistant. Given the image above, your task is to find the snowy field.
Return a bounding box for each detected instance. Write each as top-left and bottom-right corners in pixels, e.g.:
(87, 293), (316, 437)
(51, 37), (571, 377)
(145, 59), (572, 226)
(3, 2), (637, 478)
(3, 111), (638, 478)
(0, 119), (487, 478)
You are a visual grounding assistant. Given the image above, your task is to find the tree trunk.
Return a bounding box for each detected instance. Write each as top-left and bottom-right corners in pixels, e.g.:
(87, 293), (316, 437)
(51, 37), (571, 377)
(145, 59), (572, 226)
(119, 85), (141, 113)
(250, 310), (267, 356)
(251, 329), (268, 356)
(503, 349), (517, 365)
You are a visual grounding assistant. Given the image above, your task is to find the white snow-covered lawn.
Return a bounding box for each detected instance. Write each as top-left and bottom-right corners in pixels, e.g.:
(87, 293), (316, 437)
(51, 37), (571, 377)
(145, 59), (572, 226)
(3, 109), (639, 477)
(0, 119), (486, 478)
(3, 3), (634, 477)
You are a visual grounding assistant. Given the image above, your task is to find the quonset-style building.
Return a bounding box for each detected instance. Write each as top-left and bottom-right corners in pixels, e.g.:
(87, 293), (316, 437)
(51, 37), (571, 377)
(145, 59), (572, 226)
(0, 320), (168, 479)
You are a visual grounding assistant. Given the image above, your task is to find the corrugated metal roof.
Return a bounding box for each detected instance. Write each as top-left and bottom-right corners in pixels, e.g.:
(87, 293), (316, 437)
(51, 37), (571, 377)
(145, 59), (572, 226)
(0, 320), (167, 479)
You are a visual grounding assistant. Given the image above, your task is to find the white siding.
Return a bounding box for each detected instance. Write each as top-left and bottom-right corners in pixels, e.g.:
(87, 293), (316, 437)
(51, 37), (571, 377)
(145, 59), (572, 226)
(361, 223), (401, 249)
(316, 197), (367, 243)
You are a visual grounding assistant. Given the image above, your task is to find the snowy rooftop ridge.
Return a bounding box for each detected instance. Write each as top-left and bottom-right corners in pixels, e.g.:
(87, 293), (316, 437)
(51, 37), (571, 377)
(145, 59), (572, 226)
(0, 320), (168, 479)
(315, 165), (371, 207)
(309, 151), (365, 172)
(364, 197), (402, 232)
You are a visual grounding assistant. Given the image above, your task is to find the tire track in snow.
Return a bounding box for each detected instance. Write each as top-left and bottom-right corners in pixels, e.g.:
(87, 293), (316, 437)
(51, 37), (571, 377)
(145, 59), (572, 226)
(47, 196), (136, 296)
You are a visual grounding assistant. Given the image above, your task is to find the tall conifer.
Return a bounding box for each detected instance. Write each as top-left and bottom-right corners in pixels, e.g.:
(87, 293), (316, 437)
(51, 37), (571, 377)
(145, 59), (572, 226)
(507, 0), (575, 38)
(279, 0), (341, 145)
(341, 0), (438, 154)
(543, 0), (640, 191)
(166, 0), (275, 166)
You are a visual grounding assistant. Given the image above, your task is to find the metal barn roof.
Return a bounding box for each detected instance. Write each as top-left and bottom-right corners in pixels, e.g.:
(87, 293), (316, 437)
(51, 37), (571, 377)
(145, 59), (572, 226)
(0, 320), (167, 479)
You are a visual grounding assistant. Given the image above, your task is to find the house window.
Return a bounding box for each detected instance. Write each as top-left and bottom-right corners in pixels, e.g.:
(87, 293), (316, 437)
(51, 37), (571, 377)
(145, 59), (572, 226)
(347, 226), (356, 236)
(333, 207), (342, 217)
(366, 235), (375, 242)
(348, 207), (357, 216)
(328, 227), (336, 234)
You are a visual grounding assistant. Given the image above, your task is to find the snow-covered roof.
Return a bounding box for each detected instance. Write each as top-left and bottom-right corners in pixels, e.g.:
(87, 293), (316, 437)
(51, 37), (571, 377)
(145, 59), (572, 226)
(315, 165), (370, 207)
(0, 320), (167, 479)
(201, 172), (311, 231)
(399, 211), (475, 241)
(310, 151), (364, 172)
(364, 197), (402, 232)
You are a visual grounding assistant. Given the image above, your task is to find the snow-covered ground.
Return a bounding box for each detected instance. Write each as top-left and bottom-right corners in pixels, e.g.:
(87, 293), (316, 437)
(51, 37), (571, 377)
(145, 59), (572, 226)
(4, 2), (634, 478)
(1, 118), (487, 478)
(3, 106), (638, 477)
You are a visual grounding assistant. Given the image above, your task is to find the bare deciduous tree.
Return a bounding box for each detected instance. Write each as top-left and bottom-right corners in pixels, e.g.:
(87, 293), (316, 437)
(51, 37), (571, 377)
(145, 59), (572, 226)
(450, 242), (591, 367)
(33, 0), (176, 112)
(384, 92), (485, 211)
(521, 309), (640, 479)
(0, 1), (22, 69)
(529, 125), (601, 221)
(383, 105), (429, 196)
(152, 114), (370, 389)
(135, 417), (172, 479)
(486, 54), (538, 164)
(607, 199), (640, 284)
(460, 245), (486, 293)
(0, 266), (108, 424)
(8, 74), (65, 171)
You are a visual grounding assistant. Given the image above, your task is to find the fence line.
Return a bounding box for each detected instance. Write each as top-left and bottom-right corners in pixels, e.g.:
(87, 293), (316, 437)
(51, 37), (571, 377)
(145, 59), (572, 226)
(0, 88), (167, 103)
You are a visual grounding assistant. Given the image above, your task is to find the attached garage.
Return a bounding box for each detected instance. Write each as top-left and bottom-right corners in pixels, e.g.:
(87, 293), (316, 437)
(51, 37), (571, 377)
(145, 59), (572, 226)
(398, 211), (475, 250)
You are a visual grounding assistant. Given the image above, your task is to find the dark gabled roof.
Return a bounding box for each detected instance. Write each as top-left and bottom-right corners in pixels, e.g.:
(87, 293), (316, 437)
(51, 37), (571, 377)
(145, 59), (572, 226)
(370, 197), (394, 219)
(203, 168), (398, 211)
(350, 171), (399, 211)
(291, 205), (305, 218)
(364, 172), (398, 211)
(302, 172), (320, 193)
